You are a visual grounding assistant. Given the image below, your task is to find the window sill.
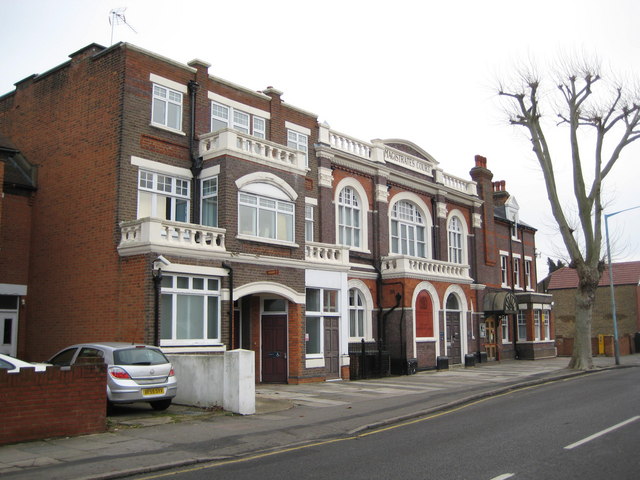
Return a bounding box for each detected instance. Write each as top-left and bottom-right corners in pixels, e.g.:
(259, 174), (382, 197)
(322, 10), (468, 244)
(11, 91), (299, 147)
(236, 234), (299, 249)
(160, 345), (226, 353)
(305, 357), (324, 369)
(150, 122), (187, 136)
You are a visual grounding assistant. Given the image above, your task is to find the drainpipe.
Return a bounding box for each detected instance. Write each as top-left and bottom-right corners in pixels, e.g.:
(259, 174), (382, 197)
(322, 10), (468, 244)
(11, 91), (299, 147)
(222, 262), (234, 349)
(188, 80), (203, 224)
(152, 267), (163, 347)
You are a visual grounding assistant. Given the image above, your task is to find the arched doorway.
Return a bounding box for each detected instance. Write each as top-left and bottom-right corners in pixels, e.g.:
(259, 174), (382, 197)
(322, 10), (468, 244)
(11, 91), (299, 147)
(446, 294), (462, 364)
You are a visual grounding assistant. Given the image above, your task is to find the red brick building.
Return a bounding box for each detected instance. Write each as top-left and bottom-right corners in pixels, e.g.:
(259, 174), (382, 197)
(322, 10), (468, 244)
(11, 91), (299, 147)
(545, 262), (640, 356)
(0, 42), (553, 384)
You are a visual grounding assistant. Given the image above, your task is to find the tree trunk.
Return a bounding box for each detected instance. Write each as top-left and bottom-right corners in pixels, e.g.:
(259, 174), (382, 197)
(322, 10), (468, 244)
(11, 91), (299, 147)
(568, 280), (597, 370)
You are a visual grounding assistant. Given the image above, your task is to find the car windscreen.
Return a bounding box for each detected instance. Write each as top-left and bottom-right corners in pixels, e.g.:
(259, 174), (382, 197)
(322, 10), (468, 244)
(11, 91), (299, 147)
(0, 358), (15, 370)
(113, 347), (169, 366)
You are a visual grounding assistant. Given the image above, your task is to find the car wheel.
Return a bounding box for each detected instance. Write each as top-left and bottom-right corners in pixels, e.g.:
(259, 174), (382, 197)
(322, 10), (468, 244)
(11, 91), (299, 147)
(150, 399), (172, 411)
(107, 400), (115, 415)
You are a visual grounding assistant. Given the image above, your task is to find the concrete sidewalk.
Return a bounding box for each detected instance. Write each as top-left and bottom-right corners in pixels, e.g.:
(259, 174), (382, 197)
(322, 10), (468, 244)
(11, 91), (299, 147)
(2, 354), (638, 480)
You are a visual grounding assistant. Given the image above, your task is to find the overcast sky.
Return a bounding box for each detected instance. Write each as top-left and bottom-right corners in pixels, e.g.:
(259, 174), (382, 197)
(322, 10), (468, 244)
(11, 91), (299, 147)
(2, 0), (639, 277)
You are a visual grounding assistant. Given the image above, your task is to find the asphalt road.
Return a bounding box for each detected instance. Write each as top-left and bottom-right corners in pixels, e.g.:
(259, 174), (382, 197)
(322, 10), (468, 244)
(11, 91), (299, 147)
(130, 367), (640, 480)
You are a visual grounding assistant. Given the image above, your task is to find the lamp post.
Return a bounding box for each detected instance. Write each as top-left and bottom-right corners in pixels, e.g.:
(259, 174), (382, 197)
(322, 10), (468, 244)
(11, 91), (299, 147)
(604, 205), (640, 366)
(152, 259), (165, 347)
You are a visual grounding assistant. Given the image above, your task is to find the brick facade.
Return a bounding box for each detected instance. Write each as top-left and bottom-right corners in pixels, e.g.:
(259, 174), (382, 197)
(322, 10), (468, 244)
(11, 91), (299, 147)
(0, 42), (554, 388)
(0, 364), (107, 445)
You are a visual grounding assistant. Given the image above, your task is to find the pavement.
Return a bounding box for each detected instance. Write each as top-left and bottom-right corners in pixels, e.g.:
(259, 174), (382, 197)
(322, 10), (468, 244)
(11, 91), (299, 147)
(2, 354), (639, 480)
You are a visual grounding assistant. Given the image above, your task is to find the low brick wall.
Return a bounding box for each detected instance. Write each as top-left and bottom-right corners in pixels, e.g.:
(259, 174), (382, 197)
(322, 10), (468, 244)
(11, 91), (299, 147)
(0, 364), (107, 445)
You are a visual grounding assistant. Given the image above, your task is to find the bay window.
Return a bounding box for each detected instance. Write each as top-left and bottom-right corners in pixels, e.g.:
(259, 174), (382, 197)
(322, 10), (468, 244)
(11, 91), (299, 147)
(160, 275), (221, 345)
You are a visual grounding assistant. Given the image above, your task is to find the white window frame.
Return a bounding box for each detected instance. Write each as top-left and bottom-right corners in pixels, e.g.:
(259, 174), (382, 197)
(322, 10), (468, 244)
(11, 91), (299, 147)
(391, 200), (426, 258)
(448, 216), (463, 264)
(501, 317), (510, 343)
(211, 101), (266, 138)
(138, 170), (190, 222)
(201, 176), (218, 227)
(305, 288), (340, 359)
(160, 274), (221, 346)
(543, 310), (550, 340)
(517, 311), (527, 341)
(238, 191), (295, 243)
(305, 204), (314, 242)
(500, 253), (509, 287)
(524, 258), (533, 290)
(534, 310), (541, 341)
(349, 288), (366, 340)
(338, 186), (361, 248)
(287, 129), (308, 166)
(152, 84), (183, 132)
(513, 255), (521, 289)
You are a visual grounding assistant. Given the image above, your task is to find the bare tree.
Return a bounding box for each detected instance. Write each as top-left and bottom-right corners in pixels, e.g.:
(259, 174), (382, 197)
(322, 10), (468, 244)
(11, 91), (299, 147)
(498, 58), (640, 370)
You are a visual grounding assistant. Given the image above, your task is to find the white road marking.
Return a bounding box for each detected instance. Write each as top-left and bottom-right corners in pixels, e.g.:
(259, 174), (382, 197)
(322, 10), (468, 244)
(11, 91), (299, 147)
(490, 474), (515, 480)
(564, 416), (640, 450)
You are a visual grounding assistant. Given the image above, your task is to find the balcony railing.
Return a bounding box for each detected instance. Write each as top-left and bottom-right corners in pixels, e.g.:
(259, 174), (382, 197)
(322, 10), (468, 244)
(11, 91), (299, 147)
(305, 242), (351, 266)
(328, 131), (372, 159)
(118, 218), (226, 256)
(199, 129), (307, 174)
(381, 255), (472, 282)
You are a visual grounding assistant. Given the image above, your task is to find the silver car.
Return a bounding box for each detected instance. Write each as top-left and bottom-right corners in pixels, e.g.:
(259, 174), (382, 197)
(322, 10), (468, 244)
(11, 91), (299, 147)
(48, 342), (177, 410)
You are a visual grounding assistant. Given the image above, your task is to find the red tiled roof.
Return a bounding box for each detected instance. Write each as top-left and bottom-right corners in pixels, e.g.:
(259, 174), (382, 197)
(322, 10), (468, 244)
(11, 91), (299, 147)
(547, 261), (640, 290)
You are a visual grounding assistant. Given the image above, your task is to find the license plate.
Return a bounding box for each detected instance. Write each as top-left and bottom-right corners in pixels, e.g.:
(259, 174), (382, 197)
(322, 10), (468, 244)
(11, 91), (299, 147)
(142, 387), (166, 396)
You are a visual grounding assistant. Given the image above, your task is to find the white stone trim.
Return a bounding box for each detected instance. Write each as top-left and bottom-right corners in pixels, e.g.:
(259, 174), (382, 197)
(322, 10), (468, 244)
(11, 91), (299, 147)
(0, 284), (27, 296)
(208, 91), (271, 119)
(285, 121), (311, 136)
(131, 156), (192, 178)
(235, 172), (298, 201)
(150, 73), (188, 93)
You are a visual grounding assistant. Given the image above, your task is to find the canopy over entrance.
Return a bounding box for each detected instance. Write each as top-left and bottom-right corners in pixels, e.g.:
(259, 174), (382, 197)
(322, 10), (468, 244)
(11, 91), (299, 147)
(483, 291), (519, 314)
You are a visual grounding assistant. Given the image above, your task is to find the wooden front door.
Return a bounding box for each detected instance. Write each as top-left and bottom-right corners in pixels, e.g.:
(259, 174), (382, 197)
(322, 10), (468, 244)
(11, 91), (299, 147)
(324, 316), (340, 379)
(446, 312), (462, 364)
(485, 317), (497, 360)
(261, 315), (287, 383)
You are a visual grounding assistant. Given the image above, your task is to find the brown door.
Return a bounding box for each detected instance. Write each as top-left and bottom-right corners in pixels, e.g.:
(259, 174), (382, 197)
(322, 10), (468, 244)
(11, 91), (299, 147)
(446, 312), (462, 364)
(324, 316), (340, 379)
(261, 315), (287, 383)
(485, 317), (496, 360)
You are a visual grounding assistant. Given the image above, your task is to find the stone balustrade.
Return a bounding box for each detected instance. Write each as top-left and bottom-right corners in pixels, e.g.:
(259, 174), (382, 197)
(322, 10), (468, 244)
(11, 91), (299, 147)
(381, 255), (471, 281)
(118, 218), (226, 256)
(199, 129), (306, 174)
(328, 131), (372, 159)
(305, 242), (351, 266)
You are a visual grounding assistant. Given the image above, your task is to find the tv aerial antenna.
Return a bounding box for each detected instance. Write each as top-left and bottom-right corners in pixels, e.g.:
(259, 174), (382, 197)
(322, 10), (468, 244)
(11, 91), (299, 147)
(109, 7), (137, 45)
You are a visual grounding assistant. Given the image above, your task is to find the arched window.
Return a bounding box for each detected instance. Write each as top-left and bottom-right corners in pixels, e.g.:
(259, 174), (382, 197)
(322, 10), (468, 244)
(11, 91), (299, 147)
(349, 288), (366, 338)
(391, 200), (426, 257)
(446, 293), (460, 311)
(448, 216), (463, 264)
(415, 291), (434, 337)
(338, 187), (361, 248)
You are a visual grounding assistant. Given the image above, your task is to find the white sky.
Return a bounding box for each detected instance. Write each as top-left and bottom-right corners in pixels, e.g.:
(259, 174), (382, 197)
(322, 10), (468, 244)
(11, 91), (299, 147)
(2, 0), (639, 278)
